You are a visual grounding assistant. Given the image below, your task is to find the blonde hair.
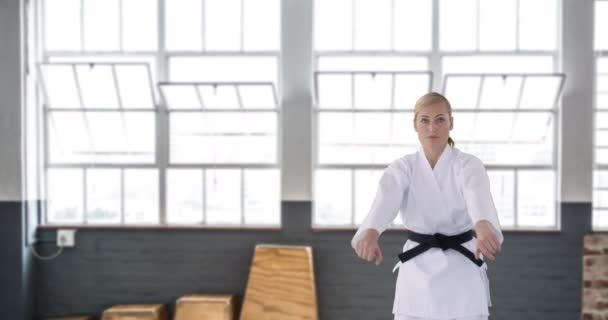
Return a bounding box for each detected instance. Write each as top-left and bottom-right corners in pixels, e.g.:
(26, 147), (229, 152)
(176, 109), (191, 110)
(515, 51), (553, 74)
(414, 92), (455, 147)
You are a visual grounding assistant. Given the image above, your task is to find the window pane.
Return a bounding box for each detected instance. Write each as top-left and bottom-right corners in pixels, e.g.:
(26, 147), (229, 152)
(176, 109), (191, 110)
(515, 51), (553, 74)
(198, 85), (239, 109)
(517, 170), (556, 227)
(243, 0), (280, 51)
(488, 170), (515, 228)
(122, 0), (158, 51)
(115, 65), (156, 109)
(44, 0), (81, 51)
(48, 112), (93, 163)
(443, 56), (554, 74)
(49, 111), (155, 164)
(314, 170), (351, 226)
(41, 65), (81, 109)
(124, 169), (158, 224)
(597, 94), (608, 110)
(86, 169), (121, 224)
(92, 112), (155, 163)
(161, 85), (201, 109)
(450, 112), (475, 142)
(479, 76), (523, 109)
(594, 171), (608, 228)
(47, 169), (84, 224)
(238, 85), (278, 109)
(394, 0), (432, 51)
(317, 74), (352, 109)
(594, 170), (608, 189)
(244, 169), (280, 225)
(314, 0), (352, 50)
(169, 57), (277, 83)
(167, 169), (204, 224)
(594, 210), (608, 230)
(317, 56), (428, 72)
(165, 0), (202, 51)
(205, 0), (241, 51)
(318, 112), (415, 164)
(440, 0), (476, 51)
(595, 190), (608, 209)
(394, 73), (432, 110)
(470, 113), (514, 142)
(519, 0), (557, 50)
(48, 56), (158, 84)
(83, 0), (120, 51)
(597, 76), (608, 93)
(354, 0), (391, 50)
(354, 170), (384, 224)
(596, 2), (608, 50)
(354, 74), (393, 109)
(519, 76), (563, 109)
(479, 0), (516, 51)
(444, 76), (482, 109)
(453, 112), (553, 165)
(206, 169), (241, 225)
(76, 65), (120, 109)
(170, 112), (277, 163)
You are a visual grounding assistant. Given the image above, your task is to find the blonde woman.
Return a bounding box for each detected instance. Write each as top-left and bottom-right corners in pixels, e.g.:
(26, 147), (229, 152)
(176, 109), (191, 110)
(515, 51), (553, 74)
(352, 92), (503, 320)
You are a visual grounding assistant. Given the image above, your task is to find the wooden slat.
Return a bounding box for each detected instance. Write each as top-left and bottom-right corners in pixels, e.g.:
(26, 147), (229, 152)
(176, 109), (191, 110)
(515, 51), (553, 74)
(102, 304), (168, 320)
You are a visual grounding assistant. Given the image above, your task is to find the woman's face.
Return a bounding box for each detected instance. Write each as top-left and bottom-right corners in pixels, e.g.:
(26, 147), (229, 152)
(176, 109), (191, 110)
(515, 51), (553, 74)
(414, 102), (453, 149)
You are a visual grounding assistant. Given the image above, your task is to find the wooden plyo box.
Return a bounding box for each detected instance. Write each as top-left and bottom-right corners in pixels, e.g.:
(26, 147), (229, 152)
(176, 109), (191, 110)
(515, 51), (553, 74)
(102, 304), (168, 320)
(174, 294), (235, 320)
(240, 244), (319, 320)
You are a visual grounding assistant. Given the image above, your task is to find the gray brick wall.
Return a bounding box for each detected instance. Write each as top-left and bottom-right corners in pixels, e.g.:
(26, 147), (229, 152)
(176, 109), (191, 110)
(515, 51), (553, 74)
(29, 202), (589, 320)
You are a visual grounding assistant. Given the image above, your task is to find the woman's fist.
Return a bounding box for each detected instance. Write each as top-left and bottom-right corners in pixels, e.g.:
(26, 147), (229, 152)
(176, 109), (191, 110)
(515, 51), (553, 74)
(474, 220), (501, 261)
(355, 229), (383, 266)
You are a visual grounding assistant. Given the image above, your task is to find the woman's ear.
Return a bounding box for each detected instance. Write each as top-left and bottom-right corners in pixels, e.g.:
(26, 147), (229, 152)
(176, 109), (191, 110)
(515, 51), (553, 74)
(449, 116), (454, 130)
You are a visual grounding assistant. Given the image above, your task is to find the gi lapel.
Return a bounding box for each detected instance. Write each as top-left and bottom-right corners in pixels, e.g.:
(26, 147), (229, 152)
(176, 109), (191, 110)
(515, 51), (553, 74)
(416, 145), (453, 224)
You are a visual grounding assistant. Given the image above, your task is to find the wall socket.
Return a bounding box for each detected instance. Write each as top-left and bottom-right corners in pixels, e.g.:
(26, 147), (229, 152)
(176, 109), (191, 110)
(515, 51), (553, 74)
(57, 229), (76, 248)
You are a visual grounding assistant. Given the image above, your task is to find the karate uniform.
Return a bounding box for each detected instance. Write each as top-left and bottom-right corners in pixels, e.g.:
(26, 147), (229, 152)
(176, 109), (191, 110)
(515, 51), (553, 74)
(351, 145), (504, 320)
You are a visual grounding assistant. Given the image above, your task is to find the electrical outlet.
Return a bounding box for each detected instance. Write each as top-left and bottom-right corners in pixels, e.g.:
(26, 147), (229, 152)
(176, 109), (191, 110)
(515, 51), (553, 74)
(57, 229), (76, 248)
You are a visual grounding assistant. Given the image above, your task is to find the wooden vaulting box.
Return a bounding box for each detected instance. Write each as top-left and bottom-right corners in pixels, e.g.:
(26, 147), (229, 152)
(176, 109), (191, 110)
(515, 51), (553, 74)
(174, 294), (236, 320)
(102, 304), (168, 320)
(240, 244), (319, 320)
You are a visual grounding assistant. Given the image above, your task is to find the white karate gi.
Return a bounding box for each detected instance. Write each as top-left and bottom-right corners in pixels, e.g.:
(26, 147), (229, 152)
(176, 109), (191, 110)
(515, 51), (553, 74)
(351, 145), (504, 320)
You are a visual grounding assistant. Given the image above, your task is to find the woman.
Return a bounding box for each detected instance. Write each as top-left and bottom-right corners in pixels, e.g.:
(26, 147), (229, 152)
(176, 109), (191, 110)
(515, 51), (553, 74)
(352, 92), (503, 320)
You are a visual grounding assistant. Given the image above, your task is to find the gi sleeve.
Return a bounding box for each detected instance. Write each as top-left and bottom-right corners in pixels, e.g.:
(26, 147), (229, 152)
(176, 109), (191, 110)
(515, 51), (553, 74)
(462, 155), (504, 244)
(350, 160), (409, 250)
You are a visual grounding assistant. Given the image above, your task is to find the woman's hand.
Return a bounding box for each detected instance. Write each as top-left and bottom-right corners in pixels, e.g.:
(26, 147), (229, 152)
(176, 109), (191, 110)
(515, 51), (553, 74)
(474, 220), (501, 261)
(355, 228), (383, 266)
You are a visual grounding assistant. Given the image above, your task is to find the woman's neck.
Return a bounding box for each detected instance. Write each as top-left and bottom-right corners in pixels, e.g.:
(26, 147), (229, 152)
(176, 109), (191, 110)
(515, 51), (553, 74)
(422, 143), (448, 169)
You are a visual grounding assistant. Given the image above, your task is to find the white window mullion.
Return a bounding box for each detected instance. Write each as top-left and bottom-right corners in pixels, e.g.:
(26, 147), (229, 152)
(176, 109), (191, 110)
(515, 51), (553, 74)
(120, 168), (125, 224)
(118, 0), (123, 52)
(431, 0), (441, 91)
(83, 168), (88, 224)
(80, 0), (85, 51)
(158, 0), (168, 225)
(202, 0), (206, 51)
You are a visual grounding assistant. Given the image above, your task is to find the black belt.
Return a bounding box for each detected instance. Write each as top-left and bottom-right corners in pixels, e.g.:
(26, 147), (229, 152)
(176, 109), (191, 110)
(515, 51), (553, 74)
(398, 230), (484, 267)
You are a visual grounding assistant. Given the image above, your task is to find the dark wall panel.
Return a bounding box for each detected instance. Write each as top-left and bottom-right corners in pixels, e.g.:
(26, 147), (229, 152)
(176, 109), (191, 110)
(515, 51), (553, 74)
(33, 202), (590, 320)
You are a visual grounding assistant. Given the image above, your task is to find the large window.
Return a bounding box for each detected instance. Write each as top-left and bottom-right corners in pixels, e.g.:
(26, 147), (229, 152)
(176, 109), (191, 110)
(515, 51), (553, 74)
(39, 0), (281, 226)
(35, 0), (564, 229)
(594, 0), (608, 230)
(313, 0), (562, 229)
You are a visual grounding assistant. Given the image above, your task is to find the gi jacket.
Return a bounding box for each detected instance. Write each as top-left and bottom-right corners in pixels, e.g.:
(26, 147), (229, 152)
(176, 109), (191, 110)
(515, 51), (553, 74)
(351, 145), (504, 319)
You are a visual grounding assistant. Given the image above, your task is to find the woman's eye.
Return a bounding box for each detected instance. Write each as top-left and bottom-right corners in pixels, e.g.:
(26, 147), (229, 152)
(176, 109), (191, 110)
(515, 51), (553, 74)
(437, 118), (445, 123)
(421, 119), (429, 124)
